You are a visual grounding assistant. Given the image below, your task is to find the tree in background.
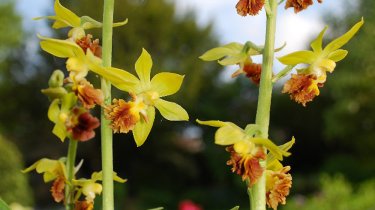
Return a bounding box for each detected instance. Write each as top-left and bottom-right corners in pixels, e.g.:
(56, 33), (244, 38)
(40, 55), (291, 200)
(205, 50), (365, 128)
(323, 0), (375, 181)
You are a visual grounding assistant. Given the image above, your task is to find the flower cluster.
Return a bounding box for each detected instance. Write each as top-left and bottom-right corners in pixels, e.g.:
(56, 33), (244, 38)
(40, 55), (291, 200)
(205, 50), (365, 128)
(278, 18), (364, 106)
(22, 159), (126, 208)
(36, 0), (188, 147)
(197, 120), (294, 209)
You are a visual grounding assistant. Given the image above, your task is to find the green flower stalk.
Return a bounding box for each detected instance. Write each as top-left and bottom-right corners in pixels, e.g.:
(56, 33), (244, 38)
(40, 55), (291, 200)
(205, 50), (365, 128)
(101, 0), (115, 209)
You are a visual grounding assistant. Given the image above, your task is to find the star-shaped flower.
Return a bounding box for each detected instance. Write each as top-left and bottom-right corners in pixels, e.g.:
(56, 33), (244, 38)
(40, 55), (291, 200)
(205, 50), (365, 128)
(99, 49), (189, 146)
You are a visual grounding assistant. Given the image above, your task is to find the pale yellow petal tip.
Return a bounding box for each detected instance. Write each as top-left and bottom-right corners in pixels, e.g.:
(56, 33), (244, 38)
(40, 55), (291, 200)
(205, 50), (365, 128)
(113, 18), (129, 27)
(196, 119), (226, 127)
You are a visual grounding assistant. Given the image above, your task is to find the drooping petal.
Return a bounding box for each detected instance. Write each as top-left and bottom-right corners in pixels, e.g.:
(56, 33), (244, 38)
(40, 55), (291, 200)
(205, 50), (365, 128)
(80, 16), (128, 29)
(196, 119), (227, 127)
(218, 53), (247, 66)
(48, 99), (60, 123)
(199, 42), (244, 61)
(278, 50), (317, 65)
(90, 171), (127, 183)
(38, 35), (85, 58)
(52, 122), (67, 142)
(133, 106), (155, 147)
(154, 99), (189, 121)
(151, 72), (184, 97)
(135, 48), (152, 85)
(323, 18), (364, 54)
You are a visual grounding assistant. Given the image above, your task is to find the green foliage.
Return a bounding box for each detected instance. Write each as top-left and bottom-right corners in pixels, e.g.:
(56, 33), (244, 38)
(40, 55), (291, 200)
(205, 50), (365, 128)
(0, 198), (10, 210)
(284, 175), (375, 210)
(322, 0), (375, 179)
(0, 135), (33, 206)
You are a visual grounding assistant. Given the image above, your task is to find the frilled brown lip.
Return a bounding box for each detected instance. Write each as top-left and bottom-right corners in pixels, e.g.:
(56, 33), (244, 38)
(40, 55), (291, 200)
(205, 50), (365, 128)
(76, 34), (102, 58)
(51, 176), (65, 203)
(67, 108), (100, 142)
(285, 0), (323, 13)
(104, 99), (140, 133)
(236, 0), (265, 16)
(76, 80), (104, 109)
(243, 62), (262, 85)
(266, 166), (292, 210)
(226, 146), (266, 186)
(282, 74), (322, 106)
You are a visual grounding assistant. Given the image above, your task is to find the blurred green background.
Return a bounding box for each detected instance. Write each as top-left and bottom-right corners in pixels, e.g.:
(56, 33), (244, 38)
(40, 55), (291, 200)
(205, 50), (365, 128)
(0, 0), (374, 209)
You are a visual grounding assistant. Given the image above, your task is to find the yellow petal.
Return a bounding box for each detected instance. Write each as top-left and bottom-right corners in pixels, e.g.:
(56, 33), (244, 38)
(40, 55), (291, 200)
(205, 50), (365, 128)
(215, 123), (245, 145)
(38, 34), (85, 58)
(48, 99), (60, 123)
(310, 26), (328, 53)
(154, 99), (189, 121)
(327, 49), (348, 62)
(196, 119), (227, 127)
(133, 106), (155, 147)
(319, 59), (336, 73)
(324, 18), (364, 54)
(135, 48), (152, 85)
(54, 0), (80, 28)
(199, 42), (243, 61)
(250, 138), (290, 161)
(151, 72), (184, 97)
(277, 50), (317, 65)
(86, 50), (139, 92)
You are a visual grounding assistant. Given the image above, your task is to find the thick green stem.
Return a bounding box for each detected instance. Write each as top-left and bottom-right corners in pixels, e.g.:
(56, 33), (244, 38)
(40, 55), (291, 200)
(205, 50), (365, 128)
(65, 139), (78, 210)
(249, 0), (278, 210)
(101, 0), (115, 209)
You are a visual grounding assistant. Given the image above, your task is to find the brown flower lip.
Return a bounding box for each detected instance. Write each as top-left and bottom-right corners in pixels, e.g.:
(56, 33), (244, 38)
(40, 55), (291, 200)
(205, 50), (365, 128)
(226, 146), (266, 186)
(236, 0), (265, 16)
(105, 98), (141, 133)
(285, 0), (323, 13)
(75, 200), (94, 210)
(282, 74), (322, 106)
(51, 176), (65, 203)
(76, 34), (102, 58)
(243, 62), (262, 85)
(266, 166), (292, 210)
(67, 108), (100, 142)
(75, 80), (104, 109)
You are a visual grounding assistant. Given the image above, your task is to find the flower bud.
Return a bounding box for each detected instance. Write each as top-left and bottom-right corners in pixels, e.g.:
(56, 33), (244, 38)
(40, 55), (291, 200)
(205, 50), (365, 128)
(48, 70), (65, 88)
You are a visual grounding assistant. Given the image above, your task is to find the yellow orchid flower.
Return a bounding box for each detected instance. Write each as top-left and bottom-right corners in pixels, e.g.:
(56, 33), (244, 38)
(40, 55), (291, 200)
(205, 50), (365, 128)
(278, 18), (364, 84)
(197, 119), (293, 186)
(196, 120), (292, 159)
(199, 42), (262, 79)
(48, 93), (77, 141)
(100, 49), (189, 146)
(37, 34), (137, 88)
(34, 0), (127, 30)
(22, 158), (67, 183)
(72, 171), (126, 202)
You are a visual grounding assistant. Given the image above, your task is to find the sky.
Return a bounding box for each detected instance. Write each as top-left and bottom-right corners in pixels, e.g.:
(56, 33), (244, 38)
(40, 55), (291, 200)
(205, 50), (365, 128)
(15, 0), (357, 78)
